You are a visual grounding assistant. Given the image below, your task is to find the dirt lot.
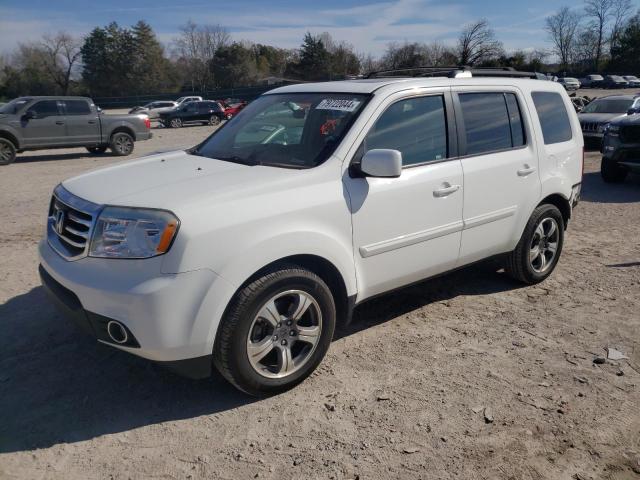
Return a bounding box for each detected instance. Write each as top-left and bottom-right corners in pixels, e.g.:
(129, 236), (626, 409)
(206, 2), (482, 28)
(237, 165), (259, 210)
(1, 104), (639, 480)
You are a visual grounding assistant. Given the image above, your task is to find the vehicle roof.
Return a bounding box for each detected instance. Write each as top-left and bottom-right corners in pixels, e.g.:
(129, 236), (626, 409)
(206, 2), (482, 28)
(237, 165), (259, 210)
(267, 77), (565, 95)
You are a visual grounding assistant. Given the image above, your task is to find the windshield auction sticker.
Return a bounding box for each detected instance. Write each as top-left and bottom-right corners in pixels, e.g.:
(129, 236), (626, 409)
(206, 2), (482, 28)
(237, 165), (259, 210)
(316, 99), (361, 112)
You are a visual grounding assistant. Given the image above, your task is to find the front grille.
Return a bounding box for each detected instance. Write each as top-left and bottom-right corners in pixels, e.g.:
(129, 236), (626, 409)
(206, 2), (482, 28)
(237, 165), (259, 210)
(581, 121), (600, 133)
(620, 125), (640, 143)
(47, 185), (101, 260)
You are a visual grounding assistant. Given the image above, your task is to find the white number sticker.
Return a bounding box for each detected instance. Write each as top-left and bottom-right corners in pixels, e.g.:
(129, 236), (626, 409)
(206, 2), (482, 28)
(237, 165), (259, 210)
(316, 99), (361, 112)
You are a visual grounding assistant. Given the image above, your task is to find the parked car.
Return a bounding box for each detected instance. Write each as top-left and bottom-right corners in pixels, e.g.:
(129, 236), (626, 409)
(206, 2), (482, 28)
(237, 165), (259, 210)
(158, 100), (226, 128)
(602, 75), (629, 89)
(0, 96), (151, 165)
(559, 77), (581, 91)
(176, 96), (203, 105)
(38, 73), (583, 395)
(580, 74), (605, 88)
(220, 100), (248, 119)
(578, 95), (640, 141)
(129, 100), (179, 119)
(623, 75), (640, 88)
(601, 104), (640, 182)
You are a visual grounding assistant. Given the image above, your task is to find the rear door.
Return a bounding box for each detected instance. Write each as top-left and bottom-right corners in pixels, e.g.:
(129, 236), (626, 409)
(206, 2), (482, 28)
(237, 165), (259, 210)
(452, 87), (541, 266)
(62, 99), (101, 145)
(182, 102), (199, 123)
(19, 100), (66, 148)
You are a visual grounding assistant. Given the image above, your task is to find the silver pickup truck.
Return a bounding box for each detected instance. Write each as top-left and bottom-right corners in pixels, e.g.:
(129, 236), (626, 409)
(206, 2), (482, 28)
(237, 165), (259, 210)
(0, 96), (152, 165)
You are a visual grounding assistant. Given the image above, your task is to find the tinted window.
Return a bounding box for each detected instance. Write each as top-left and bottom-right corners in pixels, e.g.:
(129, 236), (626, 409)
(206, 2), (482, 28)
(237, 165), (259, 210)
(460, 93), (512, 155)
(65, 100), (91, 115)
(364, 95), (447, 166)
(505, 93), (525, 147)
(29, 100), (60, 117)
(531, 92), (572, 144)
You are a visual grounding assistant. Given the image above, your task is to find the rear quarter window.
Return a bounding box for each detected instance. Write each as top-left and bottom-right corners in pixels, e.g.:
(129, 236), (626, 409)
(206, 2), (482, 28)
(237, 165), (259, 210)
(531, 92), (572, 145)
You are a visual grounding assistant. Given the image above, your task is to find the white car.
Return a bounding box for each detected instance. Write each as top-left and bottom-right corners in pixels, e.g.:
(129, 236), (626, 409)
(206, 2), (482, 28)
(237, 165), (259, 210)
(176, 96), (203, 105)
(129, 100), (179, 119)
(559, 77), (581, 91)
(39, 71), (583, 395)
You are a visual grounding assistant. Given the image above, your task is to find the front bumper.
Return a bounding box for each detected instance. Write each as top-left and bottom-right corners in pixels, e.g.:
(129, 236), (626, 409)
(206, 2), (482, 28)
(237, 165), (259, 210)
(38, 239), (232, 377)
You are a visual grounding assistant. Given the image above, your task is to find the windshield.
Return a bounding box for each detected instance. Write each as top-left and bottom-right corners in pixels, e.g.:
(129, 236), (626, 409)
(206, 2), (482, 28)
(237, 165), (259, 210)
(192, 92), (368, 169)
(582, 98), (634, 114)
(0, 97), (31, 114)
(625, 76), (638, 81)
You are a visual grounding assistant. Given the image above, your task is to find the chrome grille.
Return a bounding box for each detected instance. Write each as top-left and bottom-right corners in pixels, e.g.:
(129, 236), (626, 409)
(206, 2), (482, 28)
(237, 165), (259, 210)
(580, 121), (600, 133)
(47, 185), (102, 260)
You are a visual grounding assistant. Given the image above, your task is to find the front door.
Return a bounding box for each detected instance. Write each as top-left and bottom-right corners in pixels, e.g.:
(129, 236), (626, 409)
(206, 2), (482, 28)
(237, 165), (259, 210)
(345, 91), (464, 300)
(20, 100), (66, 148)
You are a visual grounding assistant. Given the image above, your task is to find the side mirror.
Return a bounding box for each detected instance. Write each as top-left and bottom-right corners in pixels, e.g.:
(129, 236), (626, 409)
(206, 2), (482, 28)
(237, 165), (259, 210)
(23, 110), (37, 120)
(360, 149), (402, 178)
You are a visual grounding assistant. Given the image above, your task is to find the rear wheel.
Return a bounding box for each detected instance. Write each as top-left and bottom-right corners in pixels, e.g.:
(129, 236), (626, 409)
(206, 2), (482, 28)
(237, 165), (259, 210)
(170, 118), (182, 128)
(86, 146), (108, 154)
(601, 157), (627, 183)
(0, 138), (17, 165)
(505, 204), (564, 284)
(110, 132), (134, 156)
(214, 267), (336, 396)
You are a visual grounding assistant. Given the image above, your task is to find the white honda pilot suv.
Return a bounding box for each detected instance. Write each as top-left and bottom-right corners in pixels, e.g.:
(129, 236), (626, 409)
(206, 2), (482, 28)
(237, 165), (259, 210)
(39, 69), (583, 395)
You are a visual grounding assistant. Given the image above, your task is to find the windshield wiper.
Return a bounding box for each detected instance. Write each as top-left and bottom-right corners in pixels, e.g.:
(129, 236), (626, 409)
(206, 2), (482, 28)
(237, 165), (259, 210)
(212, 155), (258, 166)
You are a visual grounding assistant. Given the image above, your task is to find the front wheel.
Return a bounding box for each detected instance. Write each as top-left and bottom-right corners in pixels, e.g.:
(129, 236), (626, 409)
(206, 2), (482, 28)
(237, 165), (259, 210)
(209, 115), (221, 126)
(170, 118), (183, 128)
(601, 157), (627, 183)
(505, 204), (564, 284)
(0, 138), (17, 165)
(110, 132), (134, 156)
(214, 267), (336, 396)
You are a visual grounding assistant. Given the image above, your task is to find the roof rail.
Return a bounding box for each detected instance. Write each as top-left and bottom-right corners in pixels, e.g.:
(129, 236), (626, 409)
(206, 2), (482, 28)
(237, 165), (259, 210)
(366, 65), (542, 80)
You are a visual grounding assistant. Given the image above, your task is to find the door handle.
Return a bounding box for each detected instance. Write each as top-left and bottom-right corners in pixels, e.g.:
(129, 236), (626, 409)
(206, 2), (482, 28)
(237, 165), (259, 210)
(433, 183), (461, 197)
(88, 120), (97, 124)
(517, 165), (536, 176)
(55, 120), (65, 125)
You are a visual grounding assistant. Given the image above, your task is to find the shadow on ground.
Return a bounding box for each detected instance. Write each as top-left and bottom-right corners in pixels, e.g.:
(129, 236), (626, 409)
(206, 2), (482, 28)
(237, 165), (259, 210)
(580, 171), (640, 204)
(14, 151), (113, 164)
(0, 260), (520, 453)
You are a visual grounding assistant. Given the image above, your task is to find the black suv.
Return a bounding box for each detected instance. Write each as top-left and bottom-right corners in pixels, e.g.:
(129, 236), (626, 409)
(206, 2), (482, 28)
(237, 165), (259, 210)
(601, 106), (640, 182)
(159, 101), (226, 128)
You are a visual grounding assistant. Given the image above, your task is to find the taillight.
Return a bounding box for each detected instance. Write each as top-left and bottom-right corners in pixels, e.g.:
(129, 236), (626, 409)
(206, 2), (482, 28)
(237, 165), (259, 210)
(144, 117), (151, 130)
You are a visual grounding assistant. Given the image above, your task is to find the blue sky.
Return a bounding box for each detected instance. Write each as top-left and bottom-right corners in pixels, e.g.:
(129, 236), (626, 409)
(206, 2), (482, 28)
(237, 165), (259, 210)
(1, 0), (638, 56)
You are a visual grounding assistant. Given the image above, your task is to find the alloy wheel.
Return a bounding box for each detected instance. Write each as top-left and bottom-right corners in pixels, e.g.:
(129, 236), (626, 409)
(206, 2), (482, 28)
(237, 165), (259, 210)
(246, 290), (322, 379)
(529, 217), (559, 274)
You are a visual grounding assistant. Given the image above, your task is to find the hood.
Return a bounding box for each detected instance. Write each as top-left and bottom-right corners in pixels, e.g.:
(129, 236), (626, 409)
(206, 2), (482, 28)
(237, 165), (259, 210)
(578, 113), (626, 123)
(611, 113), (640, 126)
(62, 150), (301, 211)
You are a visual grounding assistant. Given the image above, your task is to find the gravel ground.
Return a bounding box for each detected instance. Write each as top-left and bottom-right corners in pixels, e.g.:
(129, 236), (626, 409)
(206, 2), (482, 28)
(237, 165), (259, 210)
(1, 104), (639, 480)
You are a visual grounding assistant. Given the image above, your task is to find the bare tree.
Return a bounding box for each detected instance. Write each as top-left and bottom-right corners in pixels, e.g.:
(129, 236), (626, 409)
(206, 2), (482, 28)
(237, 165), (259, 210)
(545, 7), (581, 69)
(457, 19), (504, 65)
(584, 0), (614, 70)
(40, 32), (81, 95)
(173, 20), (230, 91)
(610, 0), (632, 50)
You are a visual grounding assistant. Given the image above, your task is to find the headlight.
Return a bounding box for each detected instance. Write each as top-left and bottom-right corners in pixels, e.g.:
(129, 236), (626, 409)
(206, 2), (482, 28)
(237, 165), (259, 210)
(598, 123), (609, 133)
(89, 207), (179, 259)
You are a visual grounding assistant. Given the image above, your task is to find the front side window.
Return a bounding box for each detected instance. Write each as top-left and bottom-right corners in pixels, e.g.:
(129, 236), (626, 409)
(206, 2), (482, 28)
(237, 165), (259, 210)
(531, 91), (573, 144)
(193, 93), (368, 169)
(29, 100), (60, 117)
(362, 95), (447, 166)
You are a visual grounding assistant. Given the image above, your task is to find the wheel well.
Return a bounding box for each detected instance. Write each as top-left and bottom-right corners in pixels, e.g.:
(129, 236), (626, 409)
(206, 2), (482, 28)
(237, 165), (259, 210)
(241, 255), (350, 325)
(538, 194), (571, 228)
(0, 130), (19, 149)
(110, 127), (135, 141)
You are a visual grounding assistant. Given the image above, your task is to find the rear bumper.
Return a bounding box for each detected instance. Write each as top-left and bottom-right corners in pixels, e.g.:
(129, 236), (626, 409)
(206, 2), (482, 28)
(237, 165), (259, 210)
(137, 131), (153, 141)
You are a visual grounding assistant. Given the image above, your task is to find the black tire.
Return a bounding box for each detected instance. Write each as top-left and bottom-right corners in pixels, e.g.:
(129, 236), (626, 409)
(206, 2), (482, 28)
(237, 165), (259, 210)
(209, 115), (221, 126)
(504, 204), (564, 285)
(214, 267), (336, 396)
(170, 118), (182, 128)
(0, 138), (17, 165)
(110, 132), (134, 156)
(601, 157), (627, 183)
(86, 146), (108, 155)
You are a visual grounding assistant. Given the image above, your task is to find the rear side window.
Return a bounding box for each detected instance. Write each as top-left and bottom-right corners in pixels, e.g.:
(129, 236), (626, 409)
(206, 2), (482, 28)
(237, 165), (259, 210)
(65, 100), (91, 115)
(531, 92), (572, 144)
(364, 95), (447, 166)
(459, 93), (513, 155)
